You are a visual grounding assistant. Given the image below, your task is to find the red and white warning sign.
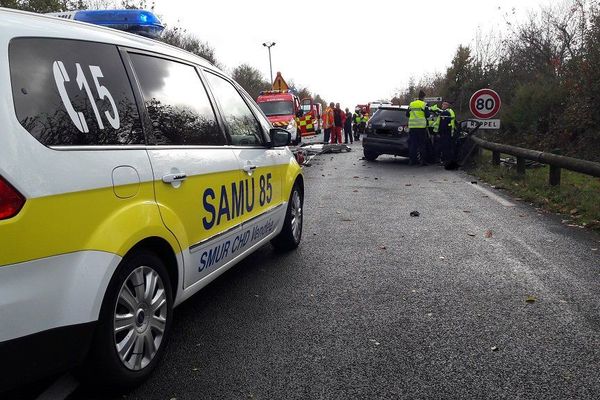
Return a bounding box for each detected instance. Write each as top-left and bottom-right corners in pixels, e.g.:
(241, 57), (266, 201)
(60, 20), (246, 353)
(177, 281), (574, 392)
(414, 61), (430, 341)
(469, 89), (501, 119)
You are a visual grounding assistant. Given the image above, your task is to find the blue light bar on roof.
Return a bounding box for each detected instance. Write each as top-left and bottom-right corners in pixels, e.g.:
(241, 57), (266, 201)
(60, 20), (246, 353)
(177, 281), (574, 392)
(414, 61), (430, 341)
(58, 9), (165, 39)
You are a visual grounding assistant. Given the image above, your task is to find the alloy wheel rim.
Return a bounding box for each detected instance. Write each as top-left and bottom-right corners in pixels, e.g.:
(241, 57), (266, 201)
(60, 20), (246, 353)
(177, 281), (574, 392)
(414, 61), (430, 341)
(114, 266), (167, 371)
(291, 190), (302, 241)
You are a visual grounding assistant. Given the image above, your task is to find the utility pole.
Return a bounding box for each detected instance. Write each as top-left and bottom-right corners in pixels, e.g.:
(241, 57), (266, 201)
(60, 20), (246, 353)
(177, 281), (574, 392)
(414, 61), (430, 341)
(262, 41), (276, 87)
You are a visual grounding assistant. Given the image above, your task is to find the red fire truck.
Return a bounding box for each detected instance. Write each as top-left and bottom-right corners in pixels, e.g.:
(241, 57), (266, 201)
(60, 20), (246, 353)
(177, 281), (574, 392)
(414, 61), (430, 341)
(256, 89), (301, 136)
(256, 72), (320, 140)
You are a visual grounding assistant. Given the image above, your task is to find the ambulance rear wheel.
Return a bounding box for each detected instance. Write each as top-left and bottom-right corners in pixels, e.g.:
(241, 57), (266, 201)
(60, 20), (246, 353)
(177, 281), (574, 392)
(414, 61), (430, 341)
(271, 183), (303, 251)
(87, 250), (173, 388)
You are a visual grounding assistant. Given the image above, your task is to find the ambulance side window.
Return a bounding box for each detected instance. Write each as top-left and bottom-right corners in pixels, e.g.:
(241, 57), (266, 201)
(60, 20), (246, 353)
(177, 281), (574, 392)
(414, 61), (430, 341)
(203, 72), (264, 146)
(129, 54), (225, 146)
(9, 38), (143, 146)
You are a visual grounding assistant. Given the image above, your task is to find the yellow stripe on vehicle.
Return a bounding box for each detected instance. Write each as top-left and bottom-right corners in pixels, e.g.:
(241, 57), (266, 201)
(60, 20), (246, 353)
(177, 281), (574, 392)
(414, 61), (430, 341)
(0, 164), (298, 267)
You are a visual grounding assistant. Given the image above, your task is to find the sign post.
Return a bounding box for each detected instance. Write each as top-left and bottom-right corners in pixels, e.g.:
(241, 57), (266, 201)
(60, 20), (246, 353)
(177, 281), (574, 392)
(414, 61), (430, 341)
(469, 89), (501, 129)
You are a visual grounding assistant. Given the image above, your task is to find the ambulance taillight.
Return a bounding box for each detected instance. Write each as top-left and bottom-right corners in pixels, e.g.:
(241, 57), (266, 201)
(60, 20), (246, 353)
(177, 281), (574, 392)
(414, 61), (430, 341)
(0, 176), (25, 220)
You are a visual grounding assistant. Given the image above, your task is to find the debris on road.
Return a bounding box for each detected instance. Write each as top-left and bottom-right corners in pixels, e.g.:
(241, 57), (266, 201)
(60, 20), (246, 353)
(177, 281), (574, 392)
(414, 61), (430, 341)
(410, 211), (420, 217)
(405, 184), (412, 186)
(526, 295), (537, 303)
(491, 346), (499, 352)
(467, 233), (476, 237)
(300, 143), (351, 155)
(379, 245), (387, 250)
(463, 210), (471, 213)
(471, 181), (478, 184)
(439, 256), (445, 260)
(484, 230), (493, 238)
(369, 339), (381, 346)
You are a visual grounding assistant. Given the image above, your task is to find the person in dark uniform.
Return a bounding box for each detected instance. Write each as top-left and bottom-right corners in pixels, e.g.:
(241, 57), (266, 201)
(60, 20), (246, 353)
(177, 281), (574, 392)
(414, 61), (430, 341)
(344, 107), (353, 144)
(436, 100), (456, 163)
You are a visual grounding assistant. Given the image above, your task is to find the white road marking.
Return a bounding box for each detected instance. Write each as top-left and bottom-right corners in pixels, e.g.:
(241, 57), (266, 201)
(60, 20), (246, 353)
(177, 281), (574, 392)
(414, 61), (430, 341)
(35, 373), (79, 400)
(468, 182), (515, 207)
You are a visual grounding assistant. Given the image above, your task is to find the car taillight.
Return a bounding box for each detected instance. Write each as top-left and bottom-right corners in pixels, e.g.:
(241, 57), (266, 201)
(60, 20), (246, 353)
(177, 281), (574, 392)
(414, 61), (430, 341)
(0, 176), (25, 220)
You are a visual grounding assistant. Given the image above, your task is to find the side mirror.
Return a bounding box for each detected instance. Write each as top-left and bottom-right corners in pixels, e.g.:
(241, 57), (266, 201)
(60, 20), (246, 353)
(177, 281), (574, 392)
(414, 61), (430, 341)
(269, 128), (291, 147)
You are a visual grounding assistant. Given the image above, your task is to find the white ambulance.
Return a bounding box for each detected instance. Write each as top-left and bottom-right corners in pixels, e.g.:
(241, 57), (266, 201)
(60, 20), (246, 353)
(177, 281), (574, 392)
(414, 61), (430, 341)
(0, 8), (304, 390)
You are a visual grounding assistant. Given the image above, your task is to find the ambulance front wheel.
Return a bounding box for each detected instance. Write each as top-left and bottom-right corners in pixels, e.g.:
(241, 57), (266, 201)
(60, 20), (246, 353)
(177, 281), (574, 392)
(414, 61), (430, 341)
(87, 250), (173, 388)
(271, 183), (303, 251)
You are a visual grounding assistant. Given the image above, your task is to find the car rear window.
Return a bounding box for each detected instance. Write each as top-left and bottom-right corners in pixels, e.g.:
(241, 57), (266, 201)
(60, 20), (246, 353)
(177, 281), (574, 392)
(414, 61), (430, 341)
(372, 109), (408, 124)
(9, 38), (143, 146)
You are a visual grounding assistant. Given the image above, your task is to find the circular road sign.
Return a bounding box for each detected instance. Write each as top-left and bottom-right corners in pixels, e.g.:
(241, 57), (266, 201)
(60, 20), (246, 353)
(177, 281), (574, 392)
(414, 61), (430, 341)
(469, 89), (501, 119)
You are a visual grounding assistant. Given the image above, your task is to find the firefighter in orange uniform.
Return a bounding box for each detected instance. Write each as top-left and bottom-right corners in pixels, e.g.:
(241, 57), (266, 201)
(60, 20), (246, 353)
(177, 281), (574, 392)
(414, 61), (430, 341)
(322, 102), (335, 144)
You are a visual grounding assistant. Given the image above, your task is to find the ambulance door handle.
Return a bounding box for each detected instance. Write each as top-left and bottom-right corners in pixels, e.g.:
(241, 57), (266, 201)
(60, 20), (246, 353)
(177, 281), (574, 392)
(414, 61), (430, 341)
(162, 172), (187, 183)
(242, 164), (257, 175)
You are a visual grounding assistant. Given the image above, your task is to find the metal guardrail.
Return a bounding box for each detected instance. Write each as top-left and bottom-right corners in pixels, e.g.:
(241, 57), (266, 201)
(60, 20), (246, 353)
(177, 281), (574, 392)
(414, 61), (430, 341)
(470, 135), (600, 186)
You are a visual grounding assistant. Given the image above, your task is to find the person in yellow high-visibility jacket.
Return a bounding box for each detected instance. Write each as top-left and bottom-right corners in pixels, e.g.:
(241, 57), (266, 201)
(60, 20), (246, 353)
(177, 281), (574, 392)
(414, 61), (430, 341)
(352, 109), (361, 140)
(406, 90), (431, 165)
(358, 112), (368, 140)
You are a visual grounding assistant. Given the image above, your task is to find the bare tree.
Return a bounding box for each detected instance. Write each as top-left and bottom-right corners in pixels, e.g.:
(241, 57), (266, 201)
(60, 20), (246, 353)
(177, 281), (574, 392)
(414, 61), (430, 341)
(157, 26), (221, 67)
(231, 64), (271, 100)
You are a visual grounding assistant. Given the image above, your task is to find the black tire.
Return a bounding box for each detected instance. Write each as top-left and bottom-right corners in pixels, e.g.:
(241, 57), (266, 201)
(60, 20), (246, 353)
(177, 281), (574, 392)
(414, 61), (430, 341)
(85, 250), (173, 389)
(363, 149), (378, 161)
(271, 183), (303, 251)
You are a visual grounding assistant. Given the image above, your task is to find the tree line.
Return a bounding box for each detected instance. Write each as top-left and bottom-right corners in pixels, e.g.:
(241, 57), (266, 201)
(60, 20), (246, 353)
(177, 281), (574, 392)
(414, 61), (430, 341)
(392, 0), (600, 162)
(1, 0), (328, 107)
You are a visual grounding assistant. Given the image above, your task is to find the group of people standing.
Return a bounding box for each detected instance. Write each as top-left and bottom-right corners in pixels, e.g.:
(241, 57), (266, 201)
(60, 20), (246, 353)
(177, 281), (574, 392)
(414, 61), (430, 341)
(322, 102), (368, 145)
(406, 90), (456, 166)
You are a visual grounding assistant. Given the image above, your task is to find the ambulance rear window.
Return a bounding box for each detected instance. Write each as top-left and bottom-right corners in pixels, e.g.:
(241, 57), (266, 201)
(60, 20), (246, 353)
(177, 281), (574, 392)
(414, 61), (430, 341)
(9, 38), (143, 146)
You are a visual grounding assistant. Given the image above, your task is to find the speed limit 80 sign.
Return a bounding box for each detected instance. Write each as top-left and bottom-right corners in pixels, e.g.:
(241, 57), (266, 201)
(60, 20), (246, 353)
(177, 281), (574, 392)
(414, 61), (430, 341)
(469, 89), (501, 119)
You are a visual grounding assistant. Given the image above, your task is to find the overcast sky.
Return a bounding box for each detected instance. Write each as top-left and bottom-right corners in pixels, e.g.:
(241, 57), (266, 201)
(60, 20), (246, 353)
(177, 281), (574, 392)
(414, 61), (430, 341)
(154, 0), (549, 109)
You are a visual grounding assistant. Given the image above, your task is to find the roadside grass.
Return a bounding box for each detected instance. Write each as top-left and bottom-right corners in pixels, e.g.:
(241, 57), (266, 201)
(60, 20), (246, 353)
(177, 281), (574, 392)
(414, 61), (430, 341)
(469, 150), (600, 232)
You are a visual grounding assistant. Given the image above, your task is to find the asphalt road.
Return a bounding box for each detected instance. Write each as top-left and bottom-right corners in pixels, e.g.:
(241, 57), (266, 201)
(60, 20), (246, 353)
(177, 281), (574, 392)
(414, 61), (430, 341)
(61, 144), (599, 399)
